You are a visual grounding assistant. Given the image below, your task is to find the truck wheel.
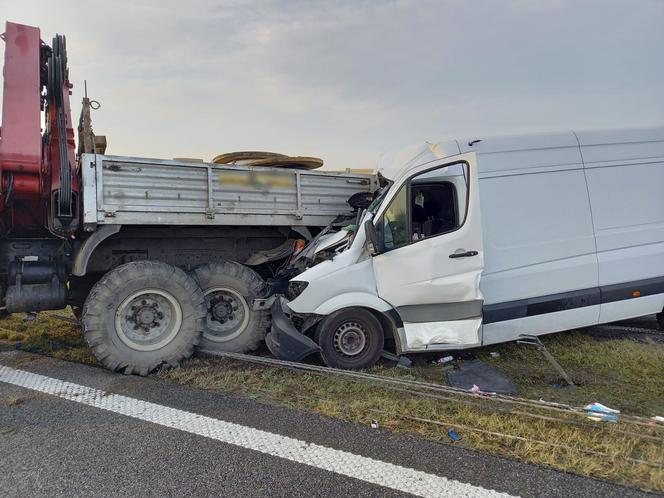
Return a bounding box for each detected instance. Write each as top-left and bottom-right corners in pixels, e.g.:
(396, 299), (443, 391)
(657, 311), (664, 330)
(315, 308), (384, 370)
(82, 261), (206, 376)
(192, 262), (269, 353)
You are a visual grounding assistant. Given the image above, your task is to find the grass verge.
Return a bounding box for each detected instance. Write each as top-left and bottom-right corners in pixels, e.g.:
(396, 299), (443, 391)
(0, 310), (662, 491)
(0, 310), (96, 364)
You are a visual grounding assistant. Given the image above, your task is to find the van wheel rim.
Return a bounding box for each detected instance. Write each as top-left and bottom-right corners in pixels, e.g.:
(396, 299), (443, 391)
(334, 321), (368, 357)
(115, 289), (182, 352)
(203, 288), (250, 342)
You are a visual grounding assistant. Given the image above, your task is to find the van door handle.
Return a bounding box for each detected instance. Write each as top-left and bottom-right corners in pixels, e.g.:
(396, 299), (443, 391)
(449, 250), (478, 259)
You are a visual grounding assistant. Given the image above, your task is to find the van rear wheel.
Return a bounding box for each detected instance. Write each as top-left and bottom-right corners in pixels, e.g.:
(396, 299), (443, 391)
(82, 261), (206, 376)
(315, 308), (384, 369)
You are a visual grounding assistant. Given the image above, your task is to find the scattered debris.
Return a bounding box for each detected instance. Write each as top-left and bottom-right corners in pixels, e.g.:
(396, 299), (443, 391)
(437, 355), (454, 364)
(447, 360), (518, 395)
(23, 312), (37, 322)
(584, 402), (620, 423)
(397, 356), (413, 369)
(489, 352), (500, 358)
(517, 334), (575, 386)
(584, 402), (619, 413)
(370, 420), (379, 429)
(652, 416), (664, 424)
(447, 429), (461, 443)
(471, 384), (496, 397)
(380, 351), (412, 369)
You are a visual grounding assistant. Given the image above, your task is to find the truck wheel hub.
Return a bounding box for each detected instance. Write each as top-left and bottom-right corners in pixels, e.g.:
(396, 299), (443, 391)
(334, 322), (367, 357)
(135, 306), (157, 327)
(115, 290), (182, 351)
(211, 298), (234, 322)
(204, 288), (250, 342)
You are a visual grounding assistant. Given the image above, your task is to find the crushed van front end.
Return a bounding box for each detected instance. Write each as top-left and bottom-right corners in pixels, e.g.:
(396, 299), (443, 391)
(265, 297), (320, 362)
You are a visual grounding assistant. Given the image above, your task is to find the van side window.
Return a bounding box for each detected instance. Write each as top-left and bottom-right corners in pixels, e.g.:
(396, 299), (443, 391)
(381, 186), (408, 250)
(410, 163), (468, 241)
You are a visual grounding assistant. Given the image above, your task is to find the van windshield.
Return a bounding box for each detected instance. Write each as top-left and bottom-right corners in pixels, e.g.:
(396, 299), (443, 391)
(367, 185), (391, 215)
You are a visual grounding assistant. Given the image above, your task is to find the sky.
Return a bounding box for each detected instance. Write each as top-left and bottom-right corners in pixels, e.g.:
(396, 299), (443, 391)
(1, 0), (663, 169)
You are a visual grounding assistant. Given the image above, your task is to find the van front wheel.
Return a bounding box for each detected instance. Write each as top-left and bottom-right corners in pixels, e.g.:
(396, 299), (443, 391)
(315, 308), (384, 370)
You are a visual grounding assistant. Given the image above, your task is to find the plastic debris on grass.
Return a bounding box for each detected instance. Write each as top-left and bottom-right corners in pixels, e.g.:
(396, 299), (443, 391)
(471, 384), (496, 397)
(447, 429), (461, 443)
(584, 402), (620, 423)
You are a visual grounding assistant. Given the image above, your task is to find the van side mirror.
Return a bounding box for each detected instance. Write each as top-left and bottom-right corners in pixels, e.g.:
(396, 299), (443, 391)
(364, 219), (383, 256)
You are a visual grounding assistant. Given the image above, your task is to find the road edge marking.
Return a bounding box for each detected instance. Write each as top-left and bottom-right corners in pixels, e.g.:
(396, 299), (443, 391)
(0, 364), (514, 498)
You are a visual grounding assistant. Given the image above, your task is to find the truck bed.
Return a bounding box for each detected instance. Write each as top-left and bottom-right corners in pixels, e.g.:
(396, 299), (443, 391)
(81, 154), (376, 228)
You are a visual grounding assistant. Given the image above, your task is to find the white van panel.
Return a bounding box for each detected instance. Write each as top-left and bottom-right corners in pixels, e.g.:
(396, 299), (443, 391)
(482, 305), (600, 345)
(584, 161), (664, 256)
(575, 126), (664, 166)
(403, 318), (481, 350)
(579, 127), (664, 324)
(480, 254), (598, 305)
(599, 294), (664, 324)
(595, 240), (664, 288)
(477, 168), (597, 305)
(457, 131), (582, 174)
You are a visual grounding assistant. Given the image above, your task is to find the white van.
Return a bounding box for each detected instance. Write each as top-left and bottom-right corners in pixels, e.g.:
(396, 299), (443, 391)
(266, 127), (664, 369)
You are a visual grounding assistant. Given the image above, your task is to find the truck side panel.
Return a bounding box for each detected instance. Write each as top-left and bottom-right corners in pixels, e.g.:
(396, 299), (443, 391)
(81, 154), (374, 228)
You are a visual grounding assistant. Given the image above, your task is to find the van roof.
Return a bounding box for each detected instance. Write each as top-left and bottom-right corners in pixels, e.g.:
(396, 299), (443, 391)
(377, 126), (664, 181)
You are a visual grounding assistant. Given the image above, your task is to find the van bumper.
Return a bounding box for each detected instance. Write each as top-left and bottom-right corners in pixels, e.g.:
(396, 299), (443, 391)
(265, 297), (320, 362)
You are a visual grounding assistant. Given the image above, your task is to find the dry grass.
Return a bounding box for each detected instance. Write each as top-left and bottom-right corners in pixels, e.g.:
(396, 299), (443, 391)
(475, 332), (664, 416)
(6, 396), (24, 406)
(1, 310), (663, 491)
(0, 309), (96, 365)
(160, 353), (664, 491)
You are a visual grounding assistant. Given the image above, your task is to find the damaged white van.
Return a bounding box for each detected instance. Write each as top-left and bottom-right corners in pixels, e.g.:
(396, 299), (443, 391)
(266, 127), (664, 369)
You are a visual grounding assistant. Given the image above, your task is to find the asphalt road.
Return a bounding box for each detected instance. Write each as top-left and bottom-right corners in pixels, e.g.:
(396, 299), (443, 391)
(0, 351), (654, 497)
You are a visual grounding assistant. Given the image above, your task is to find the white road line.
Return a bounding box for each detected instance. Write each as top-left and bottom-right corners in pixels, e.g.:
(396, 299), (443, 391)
(0, 365), (514, 498)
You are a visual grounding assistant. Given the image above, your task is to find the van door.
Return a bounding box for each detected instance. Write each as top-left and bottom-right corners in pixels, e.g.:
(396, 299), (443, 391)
(372, 153), (484, 350)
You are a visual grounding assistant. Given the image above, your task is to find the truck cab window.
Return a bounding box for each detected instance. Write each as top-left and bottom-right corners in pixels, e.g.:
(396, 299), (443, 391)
(410, 162), (468, 241)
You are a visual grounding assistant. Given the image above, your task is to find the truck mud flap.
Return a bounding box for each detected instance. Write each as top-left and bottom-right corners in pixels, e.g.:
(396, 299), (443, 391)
(265, 297), (320, 362)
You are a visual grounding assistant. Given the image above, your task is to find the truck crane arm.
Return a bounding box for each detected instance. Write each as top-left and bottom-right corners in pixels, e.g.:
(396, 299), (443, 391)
(0, 21), (79, 239)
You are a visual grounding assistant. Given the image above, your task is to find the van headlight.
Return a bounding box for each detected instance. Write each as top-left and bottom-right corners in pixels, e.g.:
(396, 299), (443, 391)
(286, 281), (309, 301)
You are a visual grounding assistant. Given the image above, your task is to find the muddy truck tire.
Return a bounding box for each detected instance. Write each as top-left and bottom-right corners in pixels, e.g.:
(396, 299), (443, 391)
(192, 261), (270, 354)
(82, 261), (206, 376)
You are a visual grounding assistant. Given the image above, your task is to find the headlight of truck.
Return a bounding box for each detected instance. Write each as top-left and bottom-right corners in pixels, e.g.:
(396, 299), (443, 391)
(286, 280), (309, 301)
